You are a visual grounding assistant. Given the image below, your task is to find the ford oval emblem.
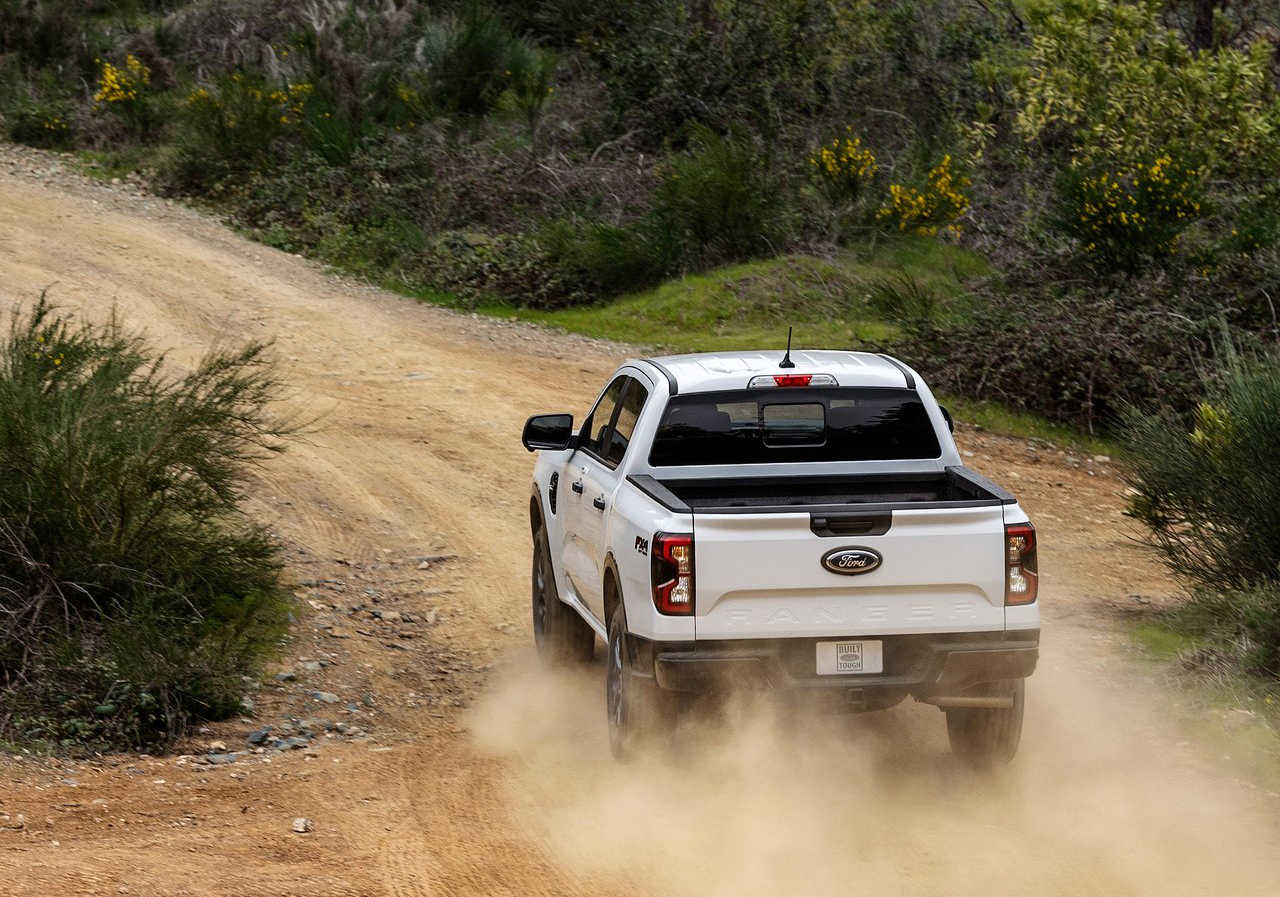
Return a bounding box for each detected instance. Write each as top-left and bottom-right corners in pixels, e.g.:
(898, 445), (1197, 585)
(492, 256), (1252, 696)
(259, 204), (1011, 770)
(821, 547), (882, 576)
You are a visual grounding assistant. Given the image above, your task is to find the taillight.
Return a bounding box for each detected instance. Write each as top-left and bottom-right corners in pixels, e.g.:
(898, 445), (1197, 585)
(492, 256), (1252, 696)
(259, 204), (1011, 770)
(1005, 522), (1038, 605)
(652, 533), (694, 615)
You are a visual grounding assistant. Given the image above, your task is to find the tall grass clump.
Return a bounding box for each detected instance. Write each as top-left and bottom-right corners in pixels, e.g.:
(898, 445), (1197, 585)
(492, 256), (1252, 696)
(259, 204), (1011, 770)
(1123, 350), (1280, 675)
(0, 296), (293, 751)
(432, 6), (522, 116)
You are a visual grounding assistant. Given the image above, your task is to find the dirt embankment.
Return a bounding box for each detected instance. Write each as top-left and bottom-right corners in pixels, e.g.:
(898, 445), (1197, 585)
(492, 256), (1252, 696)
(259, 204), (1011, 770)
(0, 146), (1278, 897)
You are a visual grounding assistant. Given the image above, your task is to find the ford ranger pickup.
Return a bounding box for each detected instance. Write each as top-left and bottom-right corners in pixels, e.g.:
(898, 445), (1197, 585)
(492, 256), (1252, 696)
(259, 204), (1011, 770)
(522, 350), (1039, 764)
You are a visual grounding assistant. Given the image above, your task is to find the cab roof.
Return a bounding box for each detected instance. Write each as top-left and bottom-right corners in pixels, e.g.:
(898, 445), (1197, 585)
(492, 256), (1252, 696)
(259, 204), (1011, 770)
(639, 350), (915, 395)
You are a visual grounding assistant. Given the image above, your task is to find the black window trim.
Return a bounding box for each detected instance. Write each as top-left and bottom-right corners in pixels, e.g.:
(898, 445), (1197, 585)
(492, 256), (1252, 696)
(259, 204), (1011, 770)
(576, 376), (628, 470)
(604, 375), (650, 467)
(646, 385), (943, 467)
(576, 375), (650, 472)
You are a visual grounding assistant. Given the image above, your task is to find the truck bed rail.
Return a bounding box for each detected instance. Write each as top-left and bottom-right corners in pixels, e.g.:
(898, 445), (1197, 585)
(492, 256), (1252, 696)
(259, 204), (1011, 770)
(628, 466), (1014, 515)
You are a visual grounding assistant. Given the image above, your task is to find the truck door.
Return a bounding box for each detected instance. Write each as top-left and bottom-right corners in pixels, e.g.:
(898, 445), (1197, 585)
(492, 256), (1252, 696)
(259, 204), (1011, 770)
(574, 377), (649, 622)
(561, 376), (625, 617)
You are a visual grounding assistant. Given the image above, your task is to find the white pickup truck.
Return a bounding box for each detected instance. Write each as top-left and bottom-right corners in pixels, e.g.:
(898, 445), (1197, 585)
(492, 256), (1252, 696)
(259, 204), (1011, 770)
(523, 350), (1038, 764)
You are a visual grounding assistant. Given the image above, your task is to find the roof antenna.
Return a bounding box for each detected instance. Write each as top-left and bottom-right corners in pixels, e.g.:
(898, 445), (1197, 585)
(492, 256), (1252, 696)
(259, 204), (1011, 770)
(779, 326), (795, 369)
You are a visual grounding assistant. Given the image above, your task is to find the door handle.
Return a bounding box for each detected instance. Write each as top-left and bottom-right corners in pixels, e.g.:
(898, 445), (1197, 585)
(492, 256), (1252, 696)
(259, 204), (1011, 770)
(571, 480), (584, 494)
(592, 496), (607, 511)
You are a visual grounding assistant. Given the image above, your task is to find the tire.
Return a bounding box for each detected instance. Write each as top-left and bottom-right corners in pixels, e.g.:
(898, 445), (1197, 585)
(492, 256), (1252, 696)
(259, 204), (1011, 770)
(531, 522), (594, 666)
(945, 679), (1025, 767)
(606, 605), (674, 760)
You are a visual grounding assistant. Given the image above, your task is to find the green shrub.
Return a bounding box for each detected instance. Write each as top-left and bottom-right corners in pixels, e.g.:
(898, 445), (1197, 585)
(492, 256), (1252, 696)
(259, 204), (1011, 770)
(416, 218), (670, 310)
(419, 230), (567, 307)
(1052, 153), (1203, 272)
(420, 227), (598, 309)
(309, 213), (429, 281)
(0, 0), (112, 75)
(1122, 351), (1280, 592)
(1013, 0), (1280, 177)
(432, 6), (520, 116)
(505, 42), (557, 145)
(539, 218), (671, 302)
(1162, 587), (1280, 678)
(4, 85), (77, 149)
(0, 296), (291, 751)
(430, 126), (788, 307)
(1007, 0), (1280, 277)
(578, 0), (847, 137)
(651, 125), (787, 270)
(893, 279), (1225, 432)
(169, 73), (311, 185)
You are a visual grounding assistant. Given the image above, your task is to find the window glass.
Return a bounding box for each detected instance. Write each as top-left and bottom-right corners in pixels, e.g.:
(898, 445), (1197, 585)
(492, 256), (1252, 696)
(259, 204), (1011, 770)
(580, 377), (625, 457)
(762, 402), (825, 447)
(605, 378), (649, 465)
(648, 387), (942, 466)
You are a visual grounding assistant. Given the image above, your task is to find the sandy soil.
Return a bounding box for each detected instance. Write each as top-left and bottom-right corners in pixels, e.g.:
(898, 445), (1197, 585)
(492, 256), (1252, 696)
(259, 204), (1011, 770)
(0, 147), (1277, 896)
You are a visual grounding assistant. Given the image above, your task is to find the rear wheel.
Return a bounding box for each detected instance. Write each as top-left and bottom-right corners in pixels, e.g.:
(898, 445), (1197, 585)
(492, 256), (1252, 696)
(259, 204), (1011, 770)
(606, 606), (674, 760)
(945, 679), (1025, 767)
(531, 522), (594, 666)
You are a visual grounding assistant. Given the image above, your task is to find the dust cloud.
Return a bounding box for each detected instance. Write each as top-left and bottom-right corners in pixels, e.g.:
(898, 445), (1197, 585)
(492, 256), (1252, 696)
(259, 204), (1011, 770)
(469, 633), (1280, 897)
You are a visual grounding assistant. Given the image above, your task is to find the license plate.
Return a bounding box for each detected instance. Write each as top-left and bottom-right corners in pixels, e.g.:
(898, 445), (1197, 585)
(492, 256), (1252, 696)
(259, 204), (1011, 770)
(816, 640), (883, 675)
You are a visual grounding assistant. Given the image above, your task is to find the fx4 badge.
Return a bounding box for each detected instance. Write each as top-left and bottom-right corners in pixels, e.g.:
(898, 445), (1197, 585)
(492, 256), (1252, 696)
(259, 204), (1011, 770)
(634, 536), (649, 556)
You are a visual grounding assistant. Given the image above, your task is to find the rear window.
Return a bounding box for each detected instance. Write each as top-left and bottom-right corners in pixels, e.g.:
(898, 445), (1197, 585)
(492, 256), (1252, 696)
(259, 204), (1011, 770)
(648, 387), (941, 466)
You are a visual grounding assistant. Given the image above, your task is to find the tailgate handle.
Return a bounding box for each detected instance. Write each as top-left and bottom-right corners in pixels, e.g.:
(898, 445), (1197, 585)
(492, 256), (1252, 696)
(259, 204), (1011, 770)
(810, 513), (891, 538)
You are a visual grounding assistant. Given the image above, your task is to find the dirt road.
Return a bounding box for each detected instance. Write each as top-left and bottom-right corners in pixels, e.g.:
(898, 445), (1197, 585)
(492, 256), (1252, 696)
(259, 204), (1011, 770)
(1, 149), (1278, 896)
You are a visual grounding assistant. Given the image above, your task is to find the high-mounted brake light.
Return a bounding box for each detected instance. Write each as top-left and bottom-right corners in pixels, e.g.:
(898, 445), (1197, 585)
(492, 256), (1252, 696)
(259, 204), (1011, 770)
(747, 373), (838, 388)
(652, 533), (694, 615)
(1004, 522), (1038, 606)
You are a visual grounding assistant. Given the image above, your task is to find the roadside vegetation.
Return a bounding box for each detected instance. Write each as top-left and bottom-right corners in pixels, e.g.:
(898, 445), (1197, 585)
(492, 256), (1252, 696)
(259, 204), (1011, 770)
(3, 0), (1280, 700)
(0, 297), (292, 751)
(1124, 351), (1280, 685)
(3, 0), (1278, 437)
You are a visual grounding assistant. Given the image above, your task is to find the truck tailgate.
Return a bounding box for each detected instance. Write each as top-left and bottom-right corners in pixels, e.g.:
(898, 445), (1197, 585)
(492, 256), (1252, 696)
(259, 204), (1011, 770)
(693, 507), (1006, 639)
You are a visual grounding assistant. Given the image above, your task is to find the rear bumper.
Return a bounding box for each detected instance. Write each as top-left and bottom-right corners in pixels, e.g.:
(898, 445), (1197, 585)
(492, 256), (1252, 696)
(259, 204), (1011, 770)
(630, 630), (1038, 699)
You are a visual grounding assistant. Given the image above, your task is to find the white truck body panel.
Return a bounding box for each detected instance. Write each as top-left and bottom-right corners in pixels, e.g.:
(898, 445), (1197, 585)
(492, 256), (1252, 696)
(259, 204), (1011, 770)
(693, 506), (1007, 639)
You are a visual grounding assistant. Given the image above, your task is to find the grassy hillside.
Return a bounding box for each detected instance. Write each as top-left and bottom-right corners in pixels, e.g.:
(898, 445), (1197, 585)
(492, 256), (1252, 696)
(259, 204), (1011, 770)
(484, 240), (986, 352)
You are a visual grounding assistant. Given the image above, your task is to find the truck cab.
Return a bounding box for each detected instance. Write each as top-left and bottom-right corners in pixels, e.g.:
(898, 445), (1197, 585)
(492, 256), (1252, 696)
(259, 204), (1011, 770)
(524, 350), (1038, 764)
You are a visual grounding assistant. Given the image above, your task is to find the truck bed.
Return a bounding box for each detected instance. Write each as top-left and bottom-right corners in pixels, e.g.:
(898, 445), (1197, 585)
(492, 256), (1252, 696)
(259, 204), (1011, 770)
(629, 466), (1013, 514)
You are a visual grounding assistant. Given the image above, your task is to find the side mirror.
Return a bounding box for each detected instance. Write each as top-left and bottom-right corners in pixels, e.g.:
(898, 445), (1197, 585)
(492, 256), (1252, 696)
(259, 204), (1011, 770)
(939, 405), (955, 434)
(522, 413), (575, 452)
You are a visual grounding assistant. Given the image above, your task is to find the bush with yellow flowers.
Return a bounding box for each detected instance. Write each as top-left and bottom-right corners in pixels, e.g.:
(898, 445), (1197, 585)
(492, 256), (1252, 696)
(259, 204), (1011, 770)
(92, 55), (156, 138)
(809, 130), (878, 206)
(1056, 154), (1202, 270)
(174, 74), (315, 184)
(94, 56), (149, 106)
(877, 155), (970, 236)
